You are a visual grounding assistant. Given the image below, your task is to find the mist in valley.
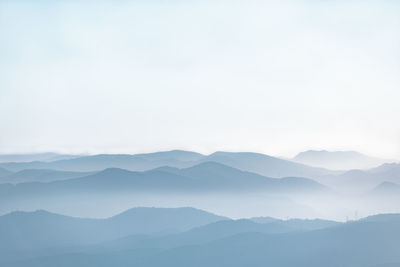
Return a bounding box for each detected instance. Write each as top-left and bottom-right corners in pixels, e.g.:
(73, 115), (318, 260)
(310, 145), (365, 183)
(1, 0), (400, 266)
(1, 150), (400, 267)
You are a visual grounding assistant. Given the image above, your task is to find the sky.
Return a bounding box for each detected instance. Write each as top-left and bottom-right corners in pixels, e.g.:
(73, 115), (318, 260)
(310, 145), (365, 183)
(0, 0), (399, 159)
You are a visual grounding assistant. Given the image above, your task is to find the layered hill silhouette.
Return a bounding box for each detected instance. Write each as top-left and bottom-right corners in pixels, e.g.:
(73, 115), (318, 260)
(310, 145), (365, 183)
(0, 150), (203, 172)
(0, 162), (328, 200)
(0, 150), (336, 178)
(0, 207), (227, 252)
(318, 162), (400, 191)
(202, 151), (336, 178)
(3, 211), (400, 267)
(136, 216), (400, 267)
(94, 217), (340, 253)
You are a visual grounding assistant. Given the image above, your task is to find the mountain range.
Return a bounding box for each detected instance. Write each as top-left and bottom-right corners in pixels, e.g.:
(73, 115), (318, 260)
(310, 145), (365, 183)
(317, 162), (400, 192)
(2, 208), (399, 267)
(0, 207), (226, 252)
(0, 150), (336, 178)
(0, 162), (328, 202)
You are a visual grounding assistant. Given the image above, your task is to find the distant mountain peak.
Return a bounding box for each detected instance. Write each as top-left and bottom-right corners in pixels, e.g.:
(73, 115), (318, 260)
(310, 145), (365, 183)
(293, 150), (389, 170)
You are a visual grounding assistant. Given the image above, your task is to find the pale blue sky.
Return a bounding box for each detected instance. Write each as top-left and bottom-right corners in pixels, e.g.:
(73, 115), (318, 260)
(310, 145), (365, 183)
(1, 0), (399, 158)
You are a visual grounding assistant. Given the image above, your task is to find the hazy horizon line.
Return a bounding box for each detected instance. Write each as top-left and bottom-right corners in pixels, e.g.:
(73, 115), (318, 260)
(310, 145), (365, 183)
(0, 148), (398, 161)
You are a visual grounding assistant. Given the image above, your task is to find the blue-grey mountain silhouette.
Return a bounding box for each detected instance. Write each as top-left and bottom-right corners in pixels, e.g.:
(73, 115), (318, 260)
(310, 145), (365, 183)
(3, 211), (400, 267)
(0, 150), (335, 178)
(319, 162), (400, 191)
(0, 163), (328, 203)
(0, 150), (203, 172)
(0, 207), (226, 252)
(0, 150), (399, 267)
(202, 151), (335, 178)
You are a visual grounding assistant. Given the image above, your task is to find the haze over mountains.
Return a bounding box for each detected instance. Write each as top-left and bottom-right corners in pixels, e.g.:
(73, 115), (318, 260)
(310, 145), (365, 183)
(0, 151), (204, 172)
(0, 149), (399, 266)
(0, 207), (226, 252)
(371, 182), (400, 196)
(315, 162), (400, 192)
(1, 207), (399, 267)
(0, 160), (330, 219)
(0, 150), (335, 178)
(0, 150), (398, 219)
(0, 162), (327, 194)
(2, 0), (399, 265)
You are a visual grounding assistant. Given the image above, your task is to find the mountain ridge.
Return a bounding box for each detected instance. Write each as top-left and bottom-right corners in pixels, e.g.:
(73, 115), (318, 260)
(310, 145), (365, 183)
(0, 162), (329, 197)
(0, 150), (337, 178)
